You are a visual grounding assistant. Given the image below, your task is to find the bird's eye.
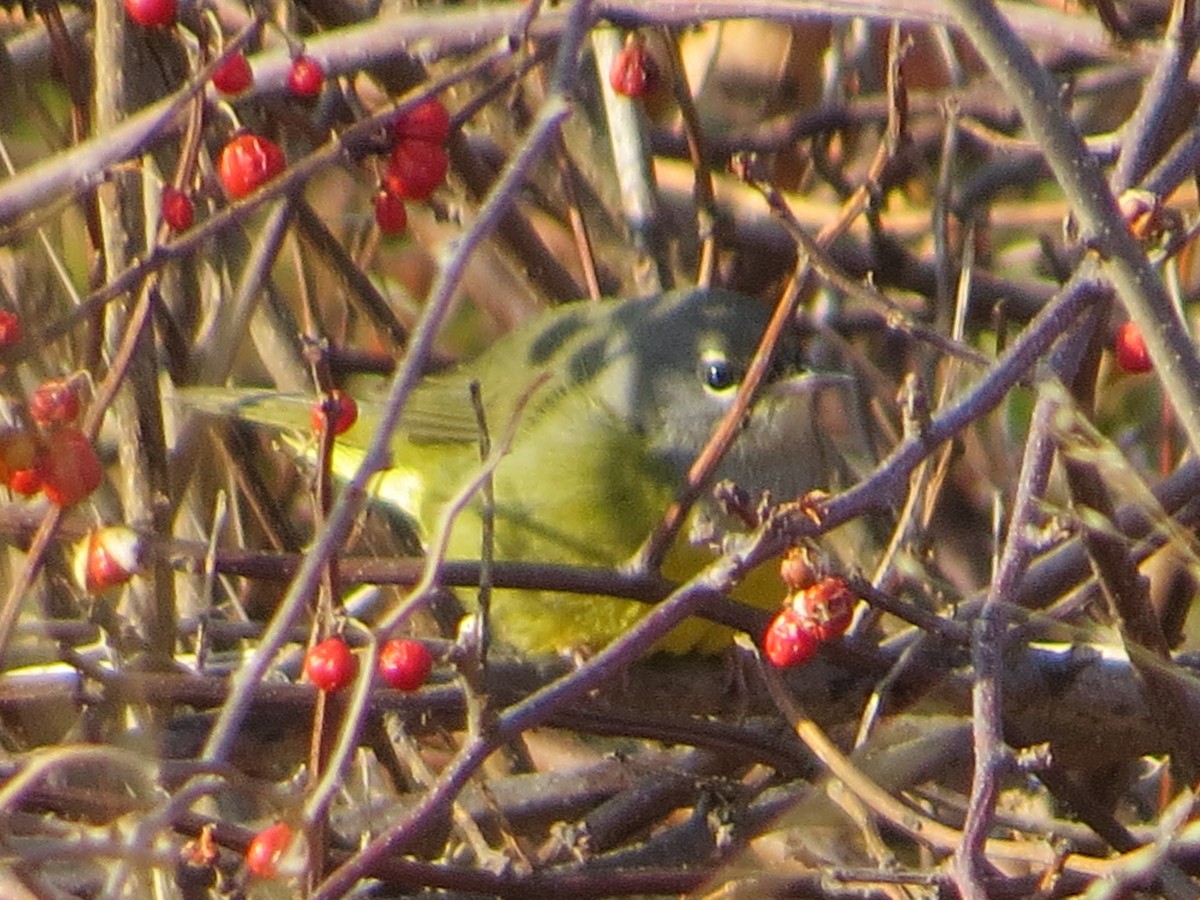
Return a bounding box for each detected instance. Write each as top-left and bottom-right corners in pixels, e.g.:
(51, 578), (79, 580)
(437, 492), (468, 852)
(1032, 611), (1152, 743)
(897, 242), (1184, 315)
(701, 357), (741, 392)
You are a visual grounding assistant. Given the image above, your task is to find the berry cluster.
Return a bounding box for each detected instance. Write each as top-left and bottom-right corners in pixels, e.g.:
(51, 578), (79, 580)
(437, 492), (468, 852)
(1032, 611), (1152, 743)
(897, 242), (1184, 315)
(0, 375), (102, 508)
(123, 0), (330, 227)
(301, 635), (433, 694)
(122, 0), (442, 243)
(374, 98), (452, 236)
(763, 547), (855, 668)
(246, 635), (433, 877)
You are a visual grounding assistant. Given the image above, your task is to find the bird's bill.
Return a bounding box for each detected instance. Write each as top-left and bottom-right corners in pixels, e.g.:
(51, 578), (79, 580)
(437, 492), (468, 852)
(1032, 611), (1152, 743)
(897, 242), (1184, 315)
(768, 371), (854, 397)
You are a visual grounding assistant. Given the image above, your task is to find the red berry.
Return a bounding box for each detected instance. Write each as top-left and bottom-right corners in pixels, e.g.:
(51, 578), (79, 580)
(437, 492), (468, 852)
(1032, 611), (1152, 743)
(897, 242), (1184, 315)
(245, 822), (293, 879)
(0, 310), (21, 347)
(29, 377), (81, 427)
(161, 186), (194, 231)
(609, 35), (657, 98)
(374, 190), (408, 235)
(39, 427), (102, 506)
(124, 0), (176, 27)
(378, 639), (433, 691)
(287, 55), (325, 98)
(217, 133), (286, 200)
(212, 51), (253, 95)
(1114, 321), (1153, 374)
(763, 608), (820, 669)
(75, 525), (143, 593)
(304, 636), (357, 692)
(790, 577), (854, 642)
(383, 140), (448, 201)
(393, 98), (450, 145)
(310, 389), (358, 436)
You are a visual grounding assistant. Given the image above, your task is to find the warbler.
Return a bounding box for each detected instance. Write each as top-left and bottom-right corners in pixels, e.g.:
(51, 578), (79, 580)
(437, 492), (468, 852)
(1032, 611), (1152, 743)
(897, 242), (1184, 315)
(184, 287), (853, 655)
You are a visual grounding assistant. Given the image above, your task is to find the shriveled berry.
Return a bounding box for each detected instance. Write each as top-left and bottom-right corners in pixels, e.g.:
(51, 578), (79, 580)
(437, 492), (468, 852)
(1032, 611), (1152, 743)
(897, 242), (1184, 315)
(1118, 189), (1164, 242)
(609, 35), (657, 98)
(763, 608), (820, 669)
(176, 824), (219, 892)
(245, 822), (293, 879)
(790, 576), (854, 642)
(378, 639), (433, 691)
(780, 545), (817, 591)
(393, 98), (450, 145)
(212, 51), (253, 95)
(161, 186), (194, 231)
(374, 190), (408, 235)
(124, 0), (176, 28)
(310, 389), (358, 436)
(217, 133), (286, 200)
(40, 427), (102, 506)
(0, 429), (42, 494)
(304, 636), (357, 692)
(29, 377), (81, 427)
(287, 55), (325, 98)
(383, 140), (448, 201)
(0, 310), (22, 347)
(1114, 321), (1152, 374)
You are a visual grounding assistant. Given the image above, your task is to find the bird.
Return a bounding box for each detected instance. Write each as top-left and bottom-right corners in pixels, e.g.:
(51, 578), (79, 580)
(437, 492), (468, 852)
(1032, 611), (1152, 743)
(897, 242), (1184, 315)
(181, 287), (853, 655)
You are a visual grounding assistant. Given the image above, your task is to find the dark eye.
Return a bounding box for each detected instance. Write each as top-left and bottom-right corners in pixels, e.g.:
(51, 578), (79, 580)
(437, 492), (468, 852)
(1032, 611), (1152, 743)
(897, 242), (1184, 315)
(701, 358), (741, 392)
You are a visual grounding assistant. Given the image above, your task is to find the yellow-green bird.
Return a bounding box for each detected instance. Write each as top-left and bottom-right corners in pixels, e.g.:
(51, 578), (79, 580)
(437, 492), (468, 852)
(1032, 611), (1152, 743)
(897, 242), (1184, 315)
(183, 287), (851, 655)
